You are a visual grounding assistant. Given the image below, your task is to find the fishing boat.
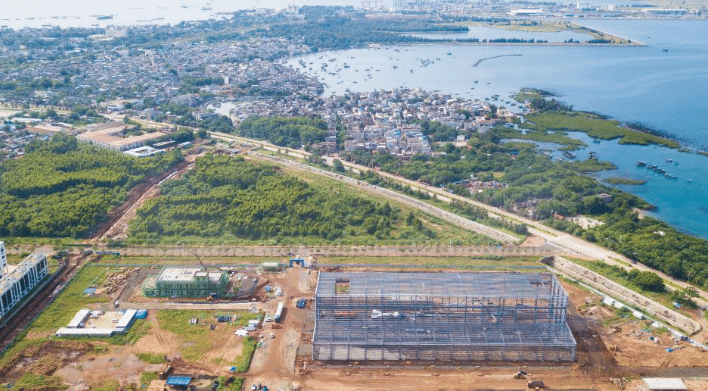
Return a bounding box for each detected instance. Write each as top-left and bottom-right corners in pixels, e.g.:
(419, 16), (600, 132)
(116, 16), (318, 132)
(636, 161), (646, 167)
(665, 173), (677, 179)
(666, 158), (673, 162)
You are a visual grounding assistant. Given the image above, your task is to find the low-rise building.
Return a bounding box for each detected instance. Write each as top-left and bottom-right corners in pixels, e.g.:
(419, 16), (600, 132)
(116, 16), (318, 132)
(143, 267), (229, 298)
(77, 121), (166, 151)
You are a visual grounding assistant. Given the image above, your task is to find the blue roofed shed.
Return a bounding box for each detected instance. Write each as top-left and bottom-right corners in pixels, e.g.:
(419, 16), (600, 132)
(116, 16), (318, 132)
(166, 376), (192, 388)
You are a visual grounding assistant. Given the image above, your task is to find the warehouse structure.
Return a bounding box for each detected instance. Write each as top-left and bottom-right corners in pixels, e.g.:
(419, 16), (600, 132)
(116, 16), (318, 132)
(313, 272), (576, 362)
(142, 267), (229, 298)
(0, 248), (49, 319)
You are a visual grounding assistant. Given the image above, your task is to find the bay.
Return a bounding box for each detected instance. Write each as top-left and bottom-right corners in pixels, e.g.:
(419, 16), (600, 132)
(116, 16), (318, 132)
(285, 19), (708, 239)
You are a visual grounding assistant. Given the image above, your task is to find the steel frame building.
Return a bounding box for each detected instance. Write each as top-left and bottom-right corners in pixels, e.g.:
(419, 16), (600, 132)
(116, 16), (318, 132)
(313, 272), (576, 362)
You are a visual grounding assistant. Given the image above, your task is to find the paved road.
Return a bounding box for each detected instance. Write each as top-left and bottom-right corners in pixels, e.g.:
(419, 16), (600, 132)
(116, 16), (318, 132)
(210, 131), (708, 308)
(248, 151), (519, 244)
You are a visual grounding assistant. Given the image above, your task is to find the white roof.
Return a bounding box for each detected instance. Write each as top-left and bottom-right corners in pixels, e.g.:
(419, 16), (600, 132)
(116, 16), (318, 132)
(56, 327), (115, 337)
(642, 378), (687, 391)
(116, 309), (137, 328)
(67, 309), (91, 328)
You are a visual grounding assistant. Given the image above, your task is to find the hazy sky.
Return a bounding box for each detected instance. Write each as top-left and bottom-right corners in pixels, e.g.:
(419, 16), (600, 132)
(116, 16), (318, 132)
(2, 0), (376, 28)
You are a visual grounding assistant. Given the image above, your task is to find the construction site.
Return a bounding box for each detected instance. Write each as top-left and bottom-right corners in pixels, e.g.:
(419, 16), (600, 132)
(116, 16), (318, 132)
(312, 272), (577, 362)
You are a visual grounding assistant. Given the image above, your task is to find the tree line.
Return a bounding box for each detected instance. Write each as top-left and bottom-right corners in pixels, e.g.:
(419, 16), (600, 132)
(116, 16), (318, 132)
(128, 155), (420, 245)
(0, 134), (182, 238)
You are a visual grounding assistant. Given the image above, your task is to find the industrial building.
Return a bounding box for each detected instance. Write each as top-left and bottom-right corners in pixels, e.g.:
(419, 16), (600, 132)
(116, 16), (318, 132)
(0, 246), (49, 319)
(313, 272), (576, 362)
(142, 267), (229, 298)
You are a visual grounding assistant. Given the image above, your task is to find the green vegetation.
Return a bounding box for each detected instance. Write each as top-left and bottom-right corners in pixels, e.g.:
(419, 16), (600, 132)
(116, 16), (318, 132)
(233, 336), (257, 372)
(90, 379), (120, 391)
(217, 376), (245, 391)
(604, 177), (646, 185)
(155, 310), (259, 362)
(135, 353), (167, 364)
(31, 266), (109, 332)
(129, 154), (475, 245)
(341, 123), (708, 290)
(109, 317), (152, 345)
(140, 372), (158, 388)
(11, 373), (67, 391)
(0, 134), (182, 238)
(589, 214), (708, 289)
(512, 87), (555, 103)
(523, 111), (680, 148)
(236, 116), (328, 148)
(494, 126), (586, 148)
(563, 159), (617, 172)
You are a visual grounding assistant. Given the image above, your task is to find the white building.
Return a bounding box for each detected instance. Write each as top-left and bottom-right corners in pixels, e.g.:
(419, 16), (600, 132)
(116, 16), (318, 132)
(0, 241), (7, 279)
(77, 121), (166, 152)
(0, 251), (49, 318)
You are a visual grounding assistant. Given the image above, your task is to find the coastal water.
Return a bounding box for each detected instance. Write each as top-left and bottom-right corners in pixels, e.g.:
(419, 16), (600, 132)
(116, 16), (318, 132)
(5, 3), (708, 238)
(285, 19), (708, 239)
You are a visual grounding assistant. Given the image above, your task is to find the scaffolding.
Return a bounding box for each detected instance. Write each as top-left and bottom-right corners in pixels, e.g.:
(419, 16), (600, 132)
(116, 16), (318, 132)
(313, 272), (576, 362)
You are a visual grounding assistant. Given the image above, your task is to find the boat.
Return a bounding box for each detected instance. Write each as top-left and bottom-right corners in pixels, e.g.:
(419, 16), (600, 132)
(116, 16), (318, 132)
(562, 151), (576, 159)
(688, 179), (692, 183)
(636, 161), (646, 167)
(656, 168), (665, 174)
(666, 158), (673, 162)
(647, 165), (657, 170)
(665, 173), (677, 179)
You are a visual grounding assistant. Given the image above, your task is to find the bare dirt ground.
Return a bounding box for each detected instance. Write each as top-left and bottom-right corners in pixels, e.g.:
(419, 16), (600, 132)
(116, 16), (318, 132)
(518, 234), (546, 247)
(7, 267), (707, 391)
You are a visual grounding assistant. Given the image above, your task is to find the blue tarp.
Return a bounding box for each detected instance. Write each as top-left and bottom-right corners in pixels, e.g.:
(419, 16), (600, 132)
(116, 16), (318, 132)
(166, 376), (192, 386)
(135, 310), (148, 319)
(84, 287), (96, 295)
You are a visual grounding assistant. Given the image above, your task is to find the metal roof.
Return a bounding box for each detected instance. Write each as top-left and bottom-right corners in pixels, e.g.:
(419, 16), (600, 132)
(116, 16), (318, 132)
(316, 272), (561, 300)
(166, 376), (192, 386)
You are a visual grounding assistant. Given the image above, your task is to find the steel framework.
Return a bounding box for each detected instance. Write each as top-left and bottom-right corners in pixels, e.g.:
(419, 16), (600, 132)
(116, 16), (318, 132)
(313, 272), (576, 362)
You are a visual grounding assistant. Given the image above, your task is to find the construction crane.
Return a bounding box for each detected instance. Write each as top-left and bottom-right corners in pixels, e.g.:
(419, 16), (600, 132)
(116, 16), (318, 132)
(191, 250), (207, 271)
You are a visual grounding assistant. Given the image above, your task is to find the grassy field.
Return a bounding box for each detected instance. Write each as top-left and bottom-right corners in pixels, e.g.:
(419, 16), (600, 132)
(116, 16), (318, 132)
(524, 112), (680, 148)
(155, 310), (259, 364)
